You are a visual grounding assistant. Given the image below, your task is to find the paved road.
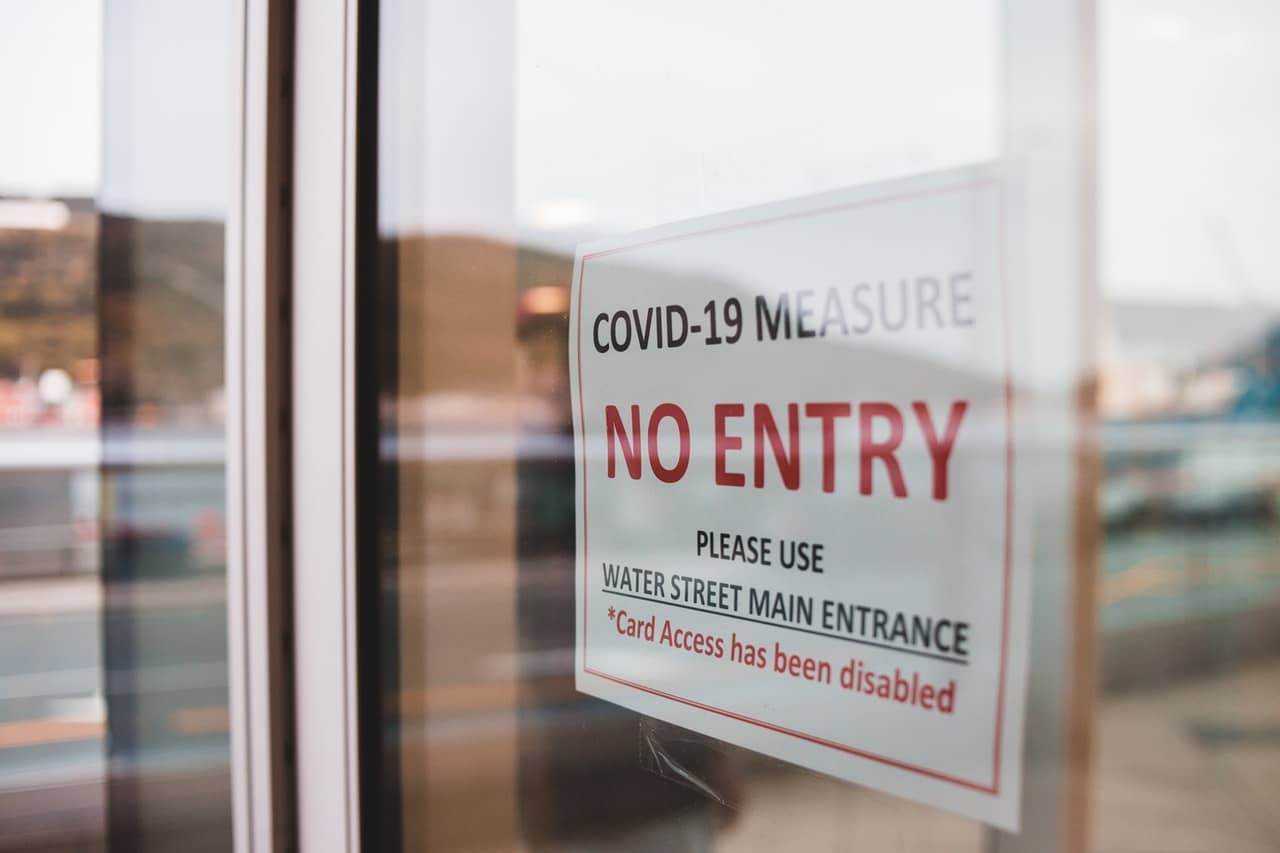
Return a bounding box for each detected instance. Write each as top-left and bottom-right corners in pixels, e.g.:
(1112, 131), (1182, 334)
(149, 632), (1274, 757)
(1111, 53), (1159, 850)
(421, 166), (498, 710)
(0, 575), (229, 788)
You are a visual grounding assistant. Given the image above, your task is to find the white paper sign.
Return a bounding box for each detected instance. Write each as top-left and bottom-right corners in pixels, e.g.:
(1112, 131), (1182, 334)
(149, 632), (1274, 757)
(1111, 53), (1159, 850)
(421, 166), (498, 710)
(569, 164), (1030, 830)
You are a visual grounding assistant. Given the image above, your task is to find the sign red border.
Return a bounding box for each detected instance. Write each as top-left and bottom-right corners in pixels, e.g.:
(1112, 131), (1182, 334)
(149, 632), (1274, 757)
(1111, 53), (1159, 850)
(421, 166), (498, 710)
(575, 179), (1012, 796)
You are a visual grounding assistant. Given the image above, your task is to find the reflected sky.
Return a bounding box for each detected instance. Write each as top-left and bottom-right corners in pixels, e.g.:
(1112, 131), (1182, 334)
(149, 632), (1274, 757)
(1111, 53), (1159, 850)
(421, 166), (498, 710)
(1, 0), (232, 220)
(3, 0), (1278, 304)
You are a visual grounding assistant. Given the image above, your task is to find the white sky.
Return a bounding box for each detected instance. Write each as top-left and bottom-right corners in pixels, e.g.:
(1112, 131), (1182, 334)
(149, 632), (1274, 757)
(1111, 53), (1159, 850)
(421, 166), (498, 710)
(0, 0), (232, 218)
(514, 0), (1000, 234)
(1, 0), (1276, 305)
(1100, 0), (1280, 307)
(0, 0), (102, 198)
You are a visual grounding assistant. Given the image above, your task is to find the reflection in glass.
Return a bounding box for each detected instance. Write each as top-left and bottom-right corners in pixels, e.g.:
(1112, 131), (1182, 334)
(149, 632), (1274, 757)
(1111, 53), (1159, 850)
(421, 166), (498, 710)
(369, 1), (1280, 851)
(370, 2), (999, 850)
(1089, 4), (1280, 846)
(0, 1), (233, 849)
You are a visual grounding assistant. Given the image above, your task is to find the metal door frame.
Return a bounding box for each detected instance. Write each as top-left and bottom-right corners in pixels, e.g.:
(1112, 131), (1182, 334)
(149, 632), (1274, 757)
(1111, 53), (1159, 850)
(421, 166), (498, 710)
(225, 0), (297, 850)
(290, 0), (363, 850)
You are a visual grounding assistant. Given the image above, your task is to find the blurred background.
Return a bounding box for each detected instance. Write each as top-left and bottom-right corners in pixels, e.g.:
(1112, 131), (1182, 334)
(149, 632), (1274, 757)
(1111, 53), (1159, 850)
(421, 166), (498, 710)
(1, 1), (233, 850)
(2, 0), (1278, 851)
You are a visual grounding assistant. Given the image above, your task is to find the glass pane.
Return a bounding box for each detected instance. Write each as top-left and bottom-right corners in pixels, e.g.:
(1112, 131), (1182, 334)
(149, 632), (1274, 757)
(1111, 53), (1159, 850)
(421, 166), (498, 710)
(1091, 1), (1280, 849)
(365, 1), (1280, 850)
(0, 1), (235, 849)
(369, 1), (999, 850)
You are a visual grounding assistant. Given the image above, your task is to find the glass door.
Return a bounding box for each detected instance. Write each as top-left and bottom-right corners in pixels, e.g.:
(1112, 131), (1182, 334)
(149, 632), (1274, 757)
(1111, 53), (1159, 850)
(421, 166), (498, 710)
(0, 1), (239, 849)
(362, 2), (1014, 850)
(285, 0), (1280, 850)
